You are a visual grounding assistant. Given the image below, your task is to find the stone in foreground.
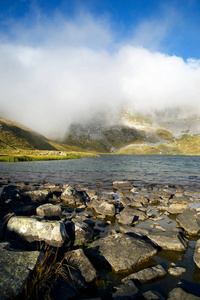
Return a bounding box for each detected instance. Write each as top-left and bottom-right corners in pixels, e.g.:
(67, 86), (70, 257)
(112, 280), (139, 300)
(121, 264), (166, 284)
(88, 233), (157, 273)
(147, 230), (188, 251)
(36, 203), (62, 218)
(176, 208), (200, 235)
(65, 249), (98, 283)
(0, 242), (40, 299)
(6, 216), (68, 248)
(167, 287), (200, 299)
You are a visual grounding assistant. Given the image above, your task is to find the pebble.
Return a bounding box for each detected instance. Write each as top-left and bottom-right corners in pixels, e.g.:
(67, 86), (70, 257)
(168, 267), (186, 277)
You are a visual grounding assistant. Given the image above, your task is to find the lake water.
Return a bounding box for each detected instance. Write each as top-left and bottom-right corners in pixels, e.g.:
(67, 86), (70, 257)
(0, 155), (199, 189)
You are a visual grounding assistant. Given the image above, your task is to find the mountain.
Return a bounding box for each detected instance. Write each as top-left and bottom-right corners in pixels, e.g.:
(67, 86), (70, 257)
(62, 110), (200, 155)
(0, 118), (60, 150)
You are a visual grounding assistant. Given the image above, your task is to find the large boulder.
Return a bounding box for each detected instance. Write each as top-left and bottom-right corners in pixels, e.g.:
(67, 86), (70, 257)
(88, 233), (157, 273)
(147, 230), (188, 251)
(176, 208), (200, 235)
(0, 242), (41, 299)
(6, 216), (68, 248)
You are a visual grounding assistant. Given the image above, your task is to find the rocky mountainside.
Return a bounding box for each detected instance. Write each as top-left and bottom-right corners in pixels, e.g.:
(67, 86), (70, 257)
(0, 118), (60, 150)
(62, 110), (200, 155)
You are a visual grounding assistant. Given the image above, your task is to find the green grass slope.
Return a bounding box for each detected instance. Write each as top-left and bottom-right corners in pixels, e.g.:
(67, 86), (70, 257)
(0, 119), (59, 150)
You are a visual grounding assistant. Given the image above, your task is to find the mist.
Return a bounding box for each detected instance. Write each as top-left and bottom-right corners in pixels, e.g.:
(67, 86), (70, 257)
(0, 10), (200, 139)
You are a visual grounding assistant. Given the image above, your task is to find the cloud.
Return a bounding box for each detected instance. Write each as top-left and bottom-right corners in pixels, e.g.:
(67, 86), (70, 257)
(0, 9), (200, 138)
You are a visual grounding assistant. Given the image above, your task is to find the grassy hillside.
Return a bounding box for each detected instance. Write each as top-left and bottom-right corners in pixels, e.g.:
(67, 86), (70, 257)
(0, 119), (59, 150)
(116, 135), (200, 155)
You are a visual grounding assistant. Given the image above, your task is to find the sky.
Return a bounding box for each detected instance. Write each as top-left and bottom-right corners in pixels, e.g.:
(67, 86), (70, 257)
(0, 0), (200, 138)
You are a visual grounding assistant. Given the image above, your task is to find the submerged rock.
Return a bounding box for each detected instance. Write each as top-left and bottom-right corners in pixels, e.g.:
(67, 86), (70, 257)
(6, 216), (68, 248)
(88, 233), (157, 273)
(0, 242), (41, 299)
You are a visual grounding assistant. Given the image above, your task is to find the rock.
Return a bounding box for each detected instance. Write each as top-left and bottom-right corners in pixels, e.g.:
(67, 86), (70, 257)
(142, 290), (165, 299)
(0, 242), (41, 299)
(112, 280), (139, 299)
(134, 194), (148, 204)
(147, 193), (162, 204)
(119, 226), (149, 238)
(122, 264), (166, 284)
(6, 216), (68, 248)
(87, 199), (116, 217)
(113, 181), (133, 191)
(147, 230), (188, 251)
(101, 193), (115, 201)
(168, 287), (200, 299)
(22, 189), (50, 202)
(168, 266), (186, 277)
(88, 233), (157, 273)
(65, 249), (98, 283)
(72, 220), (94, 246)
(169, 195), (194, 204)
(116, 207), (147, 225)
(0, 213), (15, 241)
(36, 203), (62, 218)
(176, 208), (200, 235)
(167, 203), (188, 214)
(194, 239), (200, 268)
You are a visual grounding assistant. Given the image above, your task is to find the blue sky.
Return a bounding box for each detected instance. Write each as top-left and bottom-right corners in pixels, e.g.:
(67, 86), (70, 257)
(0, 0), (200, 136)
(1, 0), (200, 59)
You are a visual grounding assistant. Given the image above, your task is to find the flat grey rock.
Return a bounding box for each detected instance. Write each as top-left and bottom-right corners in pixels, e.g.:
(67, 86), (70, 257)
(121, 264), (166, 284)
(168, 287), (200, 299)
(0, 242), (40, 299)
(88, 233), (157, 273)
(168, 266), (186, 277)
(112, 280), (139, 299)
(147, 230), (188, 251)
(176, 208), (200, 235)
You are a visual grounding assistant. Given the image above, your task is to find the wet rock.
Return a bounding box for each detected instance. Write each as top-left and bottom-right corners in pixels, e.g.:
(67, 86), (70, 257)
(147, 230), (188, 251)
(112, 280), (139, 299)
(193, 239), (200, 268)
(117, 207), (148, 225)
(87, 199), (116, 217)
(0, 242), (41, 299)
(36, 203), (62, 219)
(65, 248), (98, 283)
(176, 208), (200, 235)
(168, 266), (186, 277)
(6, 216), (68, 248)
(88, 233), (157, 273)
(167, 287), (200, 299)
(122, 264), (166, 284)
(113, 181), (133, 191)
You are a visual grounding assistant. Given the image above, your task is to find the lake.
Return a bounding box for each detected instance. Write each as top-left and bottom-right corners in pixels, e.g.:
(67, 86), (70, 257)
(0, 155), (199, 189)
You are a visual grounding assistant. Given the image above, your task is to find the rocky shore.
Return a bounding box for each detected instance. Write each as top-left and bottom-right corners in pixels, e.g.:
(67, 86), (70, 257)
(0, 178), (200, 299)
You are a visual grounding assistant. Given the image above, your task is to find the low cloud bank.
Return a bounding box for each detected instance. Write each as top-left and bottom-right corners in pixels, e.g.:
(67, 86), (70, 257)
(0, 11), (200, 138)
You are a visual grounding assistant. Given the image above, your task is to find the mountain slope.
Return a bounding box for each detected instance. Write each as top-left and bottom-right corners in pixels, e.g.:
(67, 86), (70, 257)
(0, 119), (59, 150)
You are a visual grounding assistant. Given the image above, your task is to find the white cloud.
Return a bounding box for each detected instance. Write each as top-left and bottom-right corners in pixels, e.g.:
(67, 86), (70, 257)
(0, 10), (200, 138)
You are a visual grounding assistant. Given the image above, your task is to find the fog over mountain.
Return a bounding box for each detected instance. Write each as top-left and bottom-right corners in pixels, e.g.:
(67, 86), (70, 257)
(0, 9), (200, 138)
